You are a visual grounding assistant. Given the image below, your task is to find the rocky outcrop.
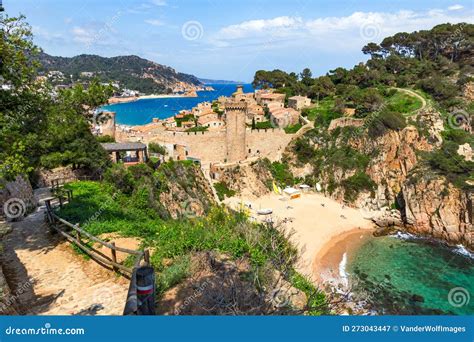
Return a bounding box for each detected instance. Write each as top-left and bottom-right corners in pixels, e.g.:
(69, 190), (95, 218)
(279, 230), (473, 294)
(158, 163), (216, 219)
(217, 160), (273, 199)
(401, 173), (472, 247)
(287, 106), (472, 249)
(463, 81), (474, 102)
(34, 166), (91, 188)
(328, 117), (364, 131)
(0, 175), (37, 220)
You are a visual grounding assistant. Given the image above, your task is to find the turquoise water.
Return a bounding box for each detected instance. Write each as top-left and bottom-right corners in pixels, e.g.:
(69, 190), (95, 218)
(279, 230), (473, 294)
(348, 235), (474, 315)
(102, 83), (254, 125)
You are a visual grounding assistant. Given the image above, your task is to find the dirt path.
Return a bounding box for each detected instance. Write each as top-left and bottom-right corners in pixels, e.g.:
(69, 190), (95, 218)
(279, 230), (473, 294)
(1, 189), (129, 315)
(392, 87), (428, 114)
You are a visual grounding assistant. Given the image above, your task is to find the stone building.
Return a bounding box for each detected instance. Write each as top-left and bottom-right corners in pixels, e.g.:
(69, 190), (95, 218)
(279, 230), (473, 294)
(269, 107), (300, 128)
(257, 93), (286, 106)
(288, 96), (311, 110)
(225, 102), (247, 162)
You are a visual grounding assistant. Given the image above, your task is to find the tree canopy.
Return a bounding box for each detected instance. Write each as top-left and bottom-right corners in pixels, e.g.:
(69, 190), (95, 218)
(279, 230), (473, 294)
(0, 15), (111, 182)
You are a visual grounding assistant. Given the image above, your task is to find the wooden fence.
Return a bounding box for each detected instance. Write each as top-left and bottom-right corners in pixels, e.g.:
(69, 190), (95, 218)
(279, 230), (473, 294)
(44, 188), (156, 315)
(44, 196), (149, 275)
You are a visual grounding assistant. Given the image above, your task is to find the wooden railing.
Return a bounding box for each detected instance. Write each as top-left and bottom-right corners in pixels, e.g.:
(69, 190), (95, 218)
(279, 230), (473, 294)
(44, 186), (156, 315)
(44, 196), (150, 276)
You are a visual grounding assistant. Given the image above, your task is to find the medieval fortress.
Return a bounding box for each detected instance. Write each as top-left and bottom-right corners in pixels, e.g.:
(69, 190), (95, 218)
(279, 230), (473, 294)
(99, 86), (312, 170)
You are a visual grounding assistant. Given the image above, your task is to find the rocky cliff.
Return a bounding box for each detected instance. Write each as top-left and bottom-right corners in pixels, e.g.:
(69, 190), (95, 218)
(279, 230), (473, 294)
(286, 108), (473, 249)
(215, 160), (273, 199)
(157, 162), (216, 219)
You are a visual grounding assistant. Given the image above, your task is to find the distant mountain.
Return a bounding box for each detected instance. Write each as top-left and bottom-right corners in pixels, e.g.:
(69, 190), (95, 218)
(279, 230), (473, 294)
(198, 78), (245, 85)
(37, 52), (202, 94)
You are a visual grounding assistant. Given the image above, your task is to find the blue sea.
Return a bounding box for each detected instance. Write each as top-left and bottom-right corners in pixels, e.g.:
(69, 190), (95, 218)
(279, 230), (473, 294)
(349, 234), (474, 315)
(101, 83), (254, 125)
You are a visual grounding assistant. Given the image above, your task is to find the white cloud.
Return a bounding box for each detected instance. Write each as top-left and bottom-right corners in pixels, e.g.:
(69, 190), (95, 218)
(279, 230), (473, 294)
(209, 9), (474, 52)
(72, 26), (95, 45)
(216, 16), (303, 40)
(145, 19), (164, 26)
(448, 4), (464, 11)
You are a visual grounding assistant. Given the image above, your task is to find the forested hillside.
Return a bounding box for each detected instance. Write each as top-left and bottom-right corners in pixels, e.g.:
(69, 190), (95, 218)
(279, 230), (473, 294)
(38, 52), (202, 94)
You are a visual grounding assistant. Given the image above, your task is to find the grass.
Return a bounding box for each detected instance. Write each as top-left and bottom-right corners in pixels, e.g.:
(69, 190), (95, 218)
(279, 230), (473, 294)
(59, 178), (328, 310)
(284, 123), (302, 134)
(386, 90), (423, 115)
(302, 98), (335, 122)
(254, 121), (274, 130)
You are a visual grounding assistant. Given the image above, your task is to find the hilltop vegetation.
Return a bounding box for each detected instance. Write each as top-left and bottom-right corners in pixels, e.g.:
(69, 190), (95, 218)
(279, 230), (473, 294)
(38, 52), (202, 94)
(253, 23), (473, 199)
(254, 23), (472, 111)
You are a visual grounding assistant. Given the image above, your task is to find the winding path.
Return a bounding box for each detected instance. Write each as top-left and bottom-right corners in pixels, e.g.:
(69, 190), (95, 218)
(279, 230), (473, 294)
(392, 87), (428, 114)
(1, 189), (128, 315)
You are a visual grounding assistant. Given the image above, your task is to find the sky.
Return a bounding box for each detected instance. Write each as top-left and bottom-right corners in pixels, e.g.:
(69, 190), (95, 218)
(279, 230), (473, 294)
(4, 0), (474, 82)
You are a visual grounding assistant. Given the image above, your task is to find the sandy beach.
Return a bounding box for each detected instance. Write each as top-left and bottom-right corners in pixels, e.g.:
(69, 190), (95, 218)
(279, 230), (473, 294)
(224, 192), (374, 283)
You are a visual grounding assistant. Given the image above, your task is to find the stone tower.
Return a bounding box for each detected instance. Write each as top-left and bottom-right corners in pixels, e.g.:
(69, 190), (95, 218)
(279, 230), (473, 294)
(225, 102), (247, 163)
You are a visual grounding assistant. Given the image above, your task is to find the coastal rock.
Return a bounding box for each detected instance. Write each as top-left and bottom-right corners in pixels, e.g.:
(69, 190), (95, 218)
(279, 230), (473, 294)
(401, 173), (472, 247)
(286, 106), (472, 250)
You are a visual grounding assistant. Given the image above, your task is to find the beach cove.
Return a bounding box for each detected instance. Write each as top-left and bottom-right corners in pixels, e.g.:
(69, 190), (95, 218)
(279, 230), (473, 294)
(225, 191), (474, 315)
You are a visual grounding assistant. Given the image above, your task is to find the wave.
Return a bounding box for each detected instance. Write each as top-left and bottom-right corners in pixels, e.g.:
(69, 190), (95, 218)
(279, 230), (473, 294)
(454, 244), (474, 259)
(339, 252), (349, 288)
(391, 231), (473, 259)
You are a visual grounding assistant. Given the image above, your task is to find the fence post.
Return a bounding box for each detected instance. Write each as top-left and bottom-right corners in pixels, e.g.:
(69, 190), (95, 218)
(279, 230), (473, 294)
(136, 266), (155, 315)
(111, 242), (118, 272)
(59, 196), (63, 208)
(75, 224), (81, 241)
(143, 250), (150, 266)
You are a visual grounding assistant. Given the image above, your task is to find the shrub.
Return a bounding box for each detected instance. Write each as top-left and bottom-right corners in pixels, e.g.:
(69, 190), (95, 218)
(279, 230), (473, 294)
(426, 141), (474, 189)
(341, 172), (376, 202)
(104, 163), (135, 194)
(294, 138), (315, 164)
(95, 135), (115, 143)
(214, 182), (236, 201)
(128, 163), (154, 181)
(148, 142), (167, 155)
(368, 111), (406, 138)
(269, 162), (294, 187)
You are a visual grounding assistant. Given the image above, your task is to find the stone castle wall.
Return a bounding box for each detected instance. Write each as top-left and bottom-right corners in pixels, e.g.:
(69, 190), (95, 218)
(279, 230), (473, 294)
(149, 128), (292, 165)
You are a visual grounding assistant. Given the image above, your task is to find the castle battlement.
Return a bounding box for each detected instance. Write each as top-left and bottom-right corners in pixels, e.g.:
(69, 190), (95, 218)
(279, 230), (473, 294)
(224, 102), (247, 112)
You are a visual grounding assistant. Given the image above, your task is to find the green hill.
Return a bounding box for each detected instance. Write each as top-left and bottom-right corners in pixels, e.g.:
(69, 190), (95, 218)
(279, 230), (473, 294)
(37, 52), (202, 94)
